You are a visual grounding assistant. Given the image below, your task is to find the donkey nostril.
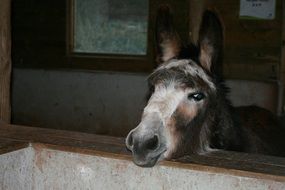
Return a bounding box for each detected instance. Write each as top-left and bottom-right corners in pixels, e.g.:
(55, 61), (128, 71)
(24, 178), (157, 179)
(145, 135), (159, 150)
(126, 131), (134, 149)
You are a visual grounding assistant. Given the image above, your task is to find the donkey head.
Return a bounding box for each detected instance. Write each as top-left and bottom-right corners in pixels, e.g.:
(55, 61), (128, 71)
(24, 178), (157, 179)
(126, 5), (223, 167)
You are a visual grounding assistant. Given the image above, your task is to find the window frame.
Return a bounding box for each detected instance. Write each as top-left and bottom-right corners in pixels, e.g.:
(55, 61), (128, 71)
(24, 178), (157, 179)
(66, 0), (156, 73)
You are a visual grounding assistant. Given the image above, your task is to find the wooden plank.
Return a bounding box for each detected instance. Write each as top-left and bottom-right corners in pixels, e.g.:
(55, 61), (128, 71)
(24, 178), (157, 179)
(0, 124), (126, 147)
(0, 138), (29, 155)
(177, 152), (285, 176)
(168, 154), (285, 183)
(0, 0), (11, 123)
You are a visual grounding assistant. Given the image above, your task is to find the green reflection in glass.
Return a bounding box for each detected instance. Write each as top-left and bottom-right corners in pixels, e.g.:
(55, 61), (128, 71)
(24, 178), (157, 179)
(74, 0), (148, 55)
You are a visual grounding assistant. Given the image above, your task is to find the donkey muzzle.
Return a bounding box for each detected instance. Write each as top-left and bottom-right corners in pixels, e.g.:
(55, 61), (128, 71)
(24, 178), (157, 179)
(125, 115), (166, 167)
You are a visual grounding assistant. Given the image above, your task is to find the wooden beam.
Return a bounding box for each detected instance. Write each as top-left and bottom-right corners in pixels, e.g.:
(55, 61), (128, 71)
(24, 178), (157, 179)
(0, 0), (11, 123)
(280, 0), (285, 114)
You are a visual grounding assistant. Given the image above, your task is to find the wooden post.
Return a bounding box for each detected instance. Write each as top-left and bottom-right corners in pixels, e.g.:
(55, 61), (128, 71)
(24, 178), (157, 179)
(0, 0), (11, 123)
(280, 0), (285, 115)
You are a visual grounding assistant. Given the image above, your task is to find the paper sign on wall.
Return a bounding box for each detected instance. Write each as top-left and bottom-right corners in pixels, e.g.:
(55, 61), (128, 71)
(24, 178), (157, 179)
(239, 0), (276, 20)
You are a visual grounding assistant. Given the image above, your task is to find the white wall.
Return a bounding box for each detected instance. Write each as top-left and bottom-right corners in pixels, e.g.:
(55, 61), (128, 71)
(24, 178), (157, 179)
(12, 68), (279, 136)
(0, 146), (284, 190)
(0, 147), (34, 190)
(12, 68), (149, 136)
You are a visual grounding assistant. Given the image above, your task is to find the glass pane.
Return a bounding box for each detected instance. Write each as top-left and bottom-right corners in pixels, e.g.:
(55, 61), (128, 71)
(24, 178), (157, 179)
(74, 0), (148, 55)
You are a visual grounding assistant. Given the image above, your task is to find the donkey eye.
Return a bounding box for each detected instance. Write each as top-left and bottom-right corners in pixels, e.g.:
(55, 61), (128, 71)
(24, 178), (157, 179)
(188, 92), (205, 102)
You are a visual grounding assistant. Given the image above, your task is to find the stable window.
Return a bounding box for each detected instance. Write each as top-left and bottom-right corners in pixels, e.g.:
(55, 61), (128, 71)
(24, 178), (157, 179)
(73, 0), (148, 55)
(67, 0), (155, 72)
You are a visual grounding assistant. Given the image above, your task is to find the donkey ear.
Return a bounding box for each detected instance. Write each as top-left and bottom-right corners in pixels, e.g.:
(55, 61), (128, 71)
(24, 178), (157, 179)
(198, 10), (223, 75)
(155, 4), (182, 63)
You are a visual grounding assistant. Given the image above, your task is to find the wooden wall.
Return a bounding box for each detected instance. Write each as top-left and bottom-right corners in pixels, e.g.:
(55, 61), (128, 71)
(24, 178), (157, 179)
(189, 0), (283, 82)
(12, 1), (66, 69)
(12, 0), (190, 71)
(12, 0), (283, 81)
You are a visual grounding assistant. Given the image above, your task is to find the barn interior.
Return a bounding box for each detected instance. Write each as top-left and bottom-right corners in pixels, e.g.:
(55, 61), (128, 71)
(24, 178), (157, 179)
(0, 0), (284, 189)
(7, 0), (285, 136)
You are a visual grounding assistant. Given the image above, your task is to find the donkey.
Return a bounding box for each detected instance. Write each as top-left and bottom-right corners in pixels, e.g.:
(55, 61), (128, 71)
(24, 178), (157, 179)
(125, 5), (285, 167)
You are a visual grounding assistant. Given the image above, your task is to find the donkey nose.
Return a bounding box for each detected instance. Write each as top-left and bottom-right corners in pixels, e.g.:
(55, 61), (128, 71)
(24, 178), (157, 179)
(126, 132), (160, 152)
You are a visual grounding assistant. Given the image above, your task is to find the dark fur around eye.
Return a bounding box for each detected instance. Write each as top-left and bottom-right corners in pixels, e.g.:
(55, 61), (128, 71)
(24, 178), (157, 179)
(188, 92), (205, 102)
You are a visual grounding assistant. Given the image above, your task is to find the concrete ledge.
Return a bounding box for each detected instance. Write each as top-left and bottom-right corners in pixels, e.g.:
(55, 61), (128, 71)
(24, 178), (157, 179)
(0, 124), (284, 189)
